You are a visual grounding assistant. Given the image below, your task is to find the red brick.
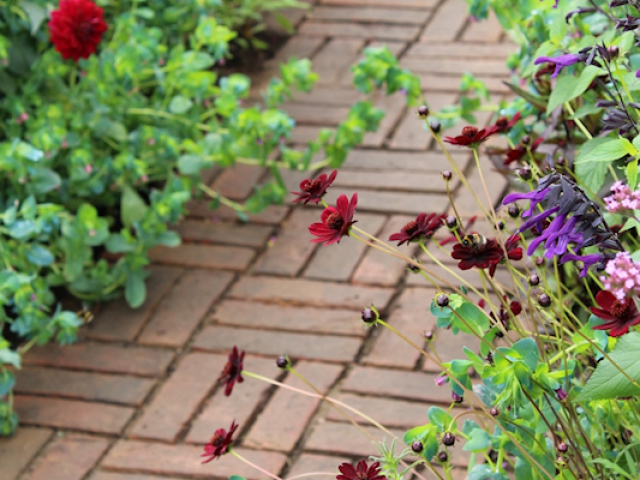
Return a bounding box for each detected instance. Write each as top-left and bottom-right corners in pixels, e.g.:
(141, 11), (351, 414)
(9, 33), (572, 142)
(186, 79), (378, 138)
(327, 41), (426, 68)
(352, 215), (415, 286)
(229, 276), (394, 308)
(363, 287), (435, 368)
(253, 209), (318, 276)
(310, 6), (429, 24)
(14, 395), (134, 435)
(342, 366), (452, 403)
(90, 473), (185, 480)
(14, 367), (155, 406)
(326, 393), (428, 428)
(283, 104), (351, 125)
(293, 87), (366, 106)
(137, 270), (233, 347)
(290, 125), (326, 144)
(129, 353), (224, 442)
(186, 201), (289, 225)
(304, 422), (405, 457)
(88, 266), (181, 342)
(343, 150), (470, 172)
(304, 213), (386, 281)
(210, 164), (264, 201)
(186, 356), (280, 444)
(320, 0), (437, 8)
(406, 42), (515, 58)
(462, 12), (503, 43)
(286, 454), (350, 479)
(193, 326), (362, 363)
(299, 21), (420, 41)
(361, 93), (407, 148)
(0, 427), (51, 480)
(23, 434), (109, 480)
(244, 361), (343, 451)
(452, 157), (508, 216)
(212, 300), (367, 336)
(24, 343), (174, 377)
(101, 442), (287, 480)
(333, 170), (451, 193)
(324, 188), (449, 216)
(268, 36), (324, 67)
(149, 244), (254, 270)
(173, 219), (273, 248)
(401, 57), (509, 76)
(418, 73), (510, 94)
(420, 0), (469, 42)
(309, 39), (365, 85)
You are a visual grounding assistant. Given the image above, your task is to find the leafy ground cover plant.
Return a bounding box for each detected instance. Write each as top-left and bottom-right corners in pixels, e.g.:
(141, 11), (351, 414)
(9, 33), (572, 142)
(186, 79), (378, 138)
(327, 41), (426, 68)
(0, 0), (420, 434)
(197, 2), (640, 477)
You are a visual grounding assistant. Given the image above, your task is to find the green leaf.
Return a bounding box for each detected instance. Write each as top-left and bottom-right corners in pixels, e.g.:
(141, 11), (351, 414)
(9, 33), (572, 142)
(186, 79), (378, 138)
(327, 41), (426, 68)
(589, 459), (635, 480)
(25, 244), (54, 266)
(546, 75), (578, 114)
(125, 270), (147, 308)
(156, 230), (181, 247)
(106, 234), (135, 253)
(0, 348), (21, 368)
(628, 160), (639, 190)
(178, 154), (208, 175)
(467, 464), (508, 480)
(121, 185), (149, 229)
(0, 370), (15, 397)
(463, 428), (492, 451)
(577, 138), (630, 164)
(169, 95), (194, 114)
(577, 332), (640, 401)
(30, 167), (62, 195)
(94, 118), (128, 142)
(575, 137), (616, 192)
(550, 14), (567, 43)
(20, 1), (47, 35)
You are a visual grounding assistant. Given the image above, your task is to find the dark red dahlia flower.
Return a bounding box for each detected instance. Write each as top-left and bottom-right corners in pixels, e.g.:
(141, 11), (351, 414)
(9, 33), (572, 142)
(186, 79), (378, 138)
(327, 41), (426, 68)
(219, 346), (245, 396)
(488, 233), (523, 277)
(48, 0), (108, 62)
(444, 126), (494, 147)
(309, 193), (358, 246)
(337, 460), (387, 480)
(492, 112), (521, 134)
(292, 170), (338, 204)
(201, 420), (238, 463)
(504, 138), (543, 165)
(591, 290), (640, 337)
(439, 216), (478, 246)
(451, 237), (503, 271)
(389, 212), (445, 246)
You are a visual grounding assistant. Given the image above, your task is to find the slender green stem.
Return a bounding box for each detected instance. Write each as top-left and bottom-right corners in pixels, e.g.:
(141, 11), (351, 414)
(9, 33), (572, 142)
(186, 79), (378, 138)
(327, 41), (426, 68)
(230, 449), (284, 480)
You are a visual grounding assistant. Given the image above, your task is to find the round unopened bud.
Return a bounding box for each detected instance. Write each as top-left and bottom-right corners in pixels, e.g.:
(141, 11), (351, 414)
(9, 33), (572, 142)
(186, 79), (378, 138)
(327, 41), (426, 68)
(442, 170), (453, 181)
(424, 330), (434, 341)
(521, 135), (531, 146)
(430, 120), (441, 133)
(556, 156), (566, 167)
(518, 166), (532, 181)
(608, 45), (619, 59)
(276, 355), (290, 369)
(418, 106), (430, 118)
(490, 407), (499, 417)
(445, 215), (457, 229)
(452, 392), (463, 403)
(361, 307), (378, 324)
(412, 440), (424, 453)
(538, 293), (551, 307)
(508, 204), (520, 218)
(408, 263), (420, 273)
(488, 450), (498, 463)
(437, 451), (448, 463)
(496, 221), (505, 230)
(535, 257), (545, 266)
(437, 294), (449, 307)
(528, 274), (540, 286)
(557, 442), (568, 453)
(442, 432), (456, 446)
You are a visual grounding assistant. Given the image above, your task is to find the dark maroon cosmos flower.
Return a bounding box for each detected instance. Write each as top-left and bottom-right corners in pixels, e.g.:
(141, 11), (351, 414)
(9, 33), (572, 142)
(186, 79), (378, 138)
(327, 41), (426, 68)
(337, 460), (387, 480)
(444, 126), (495, 147)
(492, 112), (521, 133)
(48, 0), (108, 62)
(451, 237), (503, 272)
(389, 212), (445, 246)
(201, 420), (238, 463)
(591, 290), (640, 337)
(439, 216), (478, 246)
(489, 233), (523, 277)
(292, 170), (338, 204)
(309, 193), (358, 246)
(219, 346), (244, 396)
(504, 138), (544, 165)
(490, 295), (522, 330)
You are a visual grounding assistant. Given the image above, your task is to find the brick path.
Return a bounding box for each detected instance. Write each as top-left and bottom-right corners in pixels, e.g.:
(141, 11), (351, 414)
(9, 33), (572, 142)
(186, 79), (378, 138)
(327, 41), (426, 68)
(1, 2), (513, 479)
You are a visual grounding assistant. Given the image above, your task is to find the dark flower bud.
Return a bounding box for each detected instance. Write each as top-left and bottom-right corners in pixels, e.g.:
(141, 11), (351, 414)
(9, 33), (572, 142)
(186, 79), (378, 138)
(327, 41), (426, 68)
(437, 294), (449, 307)
(442, 432), (456, 446)
(442, 170), (453, 181)
(490, 407), (499, 417)
(424, 330), (434, 341)
(608, 45), (619, 59)
(418, 106), (430, 118)
(557, 442), (568, 453)
(556, 156), (565, 167)
(437, 451), (448, 462)
(528, 274), (540, 286)
(521, 135), (531, 146)
(488, 450), (498, 463)
(535, 257), (545, 266)
(361, 306), (379, 324)
(430, 120), (441, 133)
(508, 204), (521, 218)
(518, 166), (532, 181)
(452, 392), (463, 403)
(412, 440), (424, 453)
(445, 215), (457, 229)
(486, 351), (494, 364)
(538, 293), (551, 307)
(496, 221), (505, 230)
(276, 355), (291, 369)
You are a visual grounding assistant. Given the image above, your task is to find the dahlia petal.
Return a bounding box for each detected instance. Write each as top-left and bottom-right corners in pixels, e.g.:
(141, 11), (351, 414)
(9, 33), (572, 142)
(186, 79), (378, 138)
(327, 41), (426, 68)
(596, 290), (617, 311)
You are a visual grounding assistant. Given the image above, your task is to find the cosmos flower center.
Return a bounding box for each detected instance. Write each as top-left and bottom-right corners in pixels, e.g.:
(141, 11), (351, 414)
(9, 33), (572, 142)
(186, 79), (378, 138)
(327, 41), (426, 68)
(301, 178), (321, 193)
(221, 361), (237, 377)
(211, 430), (226, 446)
(495, 117), (508, 129)
(462, 126), (478, 138)
(611, 300), (630, 319)
(326, 212), (344, 230)
(402, 220), (418, 235)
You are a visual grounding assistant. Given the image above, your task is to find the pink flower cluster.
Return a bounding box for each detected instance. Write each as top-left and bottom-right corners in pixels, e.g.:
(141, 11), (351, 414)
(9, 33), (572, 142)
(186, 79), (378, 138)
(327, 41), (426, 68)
(604, 181), (640, 214)
(601, 252), (640, 300)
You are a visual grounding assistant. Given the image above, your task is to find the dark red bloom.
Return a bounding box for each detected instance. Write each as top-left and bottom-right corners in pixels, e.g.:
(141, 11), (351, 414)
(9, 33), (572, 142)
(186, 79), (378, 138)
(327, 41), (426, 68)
(201, 420), (238, 463)
(504, 138), (544, 165)
(337, 460), (386, 480)
(591, 290), (640, 337)
(488, 233), (523, 277)
(389, 212), (445, 246)
(491, 295), (522, 329)
(292, 170), (338, 204)
(309, 193), (358, 246)
(219, 346), (245, 396)
(439, 216), (478, 246)
(492, 112), (521, 133)
(48, 0), (108, 62)
(444, 126), (494, 147)
(451, 237), (503, 271)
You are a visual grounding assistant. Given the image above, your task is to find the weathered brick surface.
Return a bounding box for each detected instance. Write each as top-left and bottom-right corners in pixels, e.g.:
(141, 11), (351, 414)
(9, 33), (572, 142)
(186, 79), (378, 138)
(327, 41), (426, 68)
(462, 12), (503, 43)
(138, 270), (233, 347)
(286, 454), (350, 479)
(22, 434), (110, 480)
(343, 150), (470, 172)
(294, 87), (366, 106)
(174, 219), (273, 248)
(401, 57), (509, 76)
(149, 244), (254, 270)
(186, 201), (289, 224)
(361, 93), (407, 147)
(210, 164), (265, 201)
(299, 21), (420, 41)
(321, 0), (438, 8)
(325, 188), (449, 215)
(406, 42), (515, 58)
(304, 422), (405, 457)
(333, 170), (450, 193)
(284, 104), (351, 125)
(309, 38), (365, 85)
(212, 300), (367, 336)
(420, 0), (469, 42)
(90, 473), (186, 480)
(311, 6), (429, 24)
(0, 427), (51, 480)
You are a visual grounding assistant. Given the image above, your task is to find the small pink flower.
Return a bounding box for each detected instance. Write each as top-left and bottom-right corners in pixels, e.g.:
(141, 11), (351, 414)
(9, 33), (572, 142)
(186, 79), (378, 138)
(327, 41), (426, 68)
(605, 181), (640, 214)
(85, 164), (93, 174)
(601, 252), (640, 300)
(141, 175), (149, 182)
(147, 138), (156, 146)
(88, 229), (96, 237)
(16, 112), (29, 124)
(159, 58), (166, 66)
(61, 140), (68, 149)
